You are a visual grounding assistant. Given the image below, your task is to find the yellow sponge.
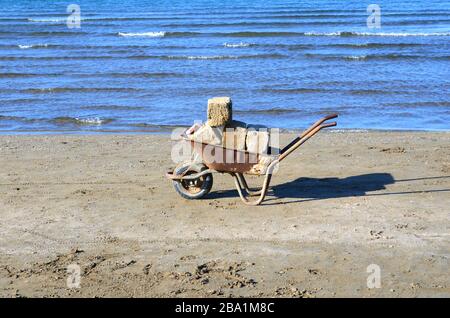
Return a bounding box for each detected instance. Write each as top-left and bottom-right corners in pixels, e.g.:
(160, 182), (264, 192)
(207, 97), (232, 127)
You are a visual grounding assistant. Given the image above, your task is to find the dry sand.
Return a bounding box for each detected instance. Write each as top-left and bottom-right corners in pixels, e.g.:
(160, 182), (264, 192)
(0, 131), (449, 297)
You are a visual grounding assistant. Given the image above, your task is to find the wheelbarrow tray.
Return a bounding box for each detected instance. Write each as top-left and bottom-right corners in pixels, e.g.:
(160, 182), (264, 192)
(184, 138), (273, 174)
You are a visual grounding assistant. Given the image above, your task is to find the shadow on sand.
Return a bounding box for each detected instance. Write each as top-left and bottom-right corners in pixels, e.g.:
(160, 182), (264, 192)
(208, 174), (450, 205)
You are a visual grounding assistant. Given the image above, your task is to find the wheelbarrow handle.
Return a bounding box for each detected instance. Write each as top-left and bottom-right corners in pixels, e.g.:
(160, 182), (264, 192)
(308, 114), (338, 132)
(297, 113), (337, 138)
(324, 113), (338, 121)
(280, 114), (338, 154)
(321, 121), (337, 128)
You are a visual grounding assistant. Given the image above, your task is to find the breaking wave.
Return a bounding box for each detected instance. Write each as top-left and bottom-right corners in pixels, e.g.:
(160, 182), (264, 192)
(23, 87), (140, 94)
(117, 31), (166, 37)
(303, 31), (450, 37)
(305, 53), (450, 61)
(164, 53), (285, 60)
(18, 44), (48, 49)
(115, 30), (450, 38)
(235, 108), (301, 114)
(0, 115), (114, 126)
(223, 42), (254, 48)
(80, 105), (144, 110)
(51, 117), (114, 126)
(260, 87), (327, 94)
(27, 18), (67, 22)
(328, 43), (423, 48)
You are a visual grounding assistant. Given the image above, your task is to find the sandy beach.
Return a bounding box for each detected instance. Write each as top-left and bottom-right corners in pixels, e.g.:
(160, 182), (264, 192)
(0, 131), (449, 297)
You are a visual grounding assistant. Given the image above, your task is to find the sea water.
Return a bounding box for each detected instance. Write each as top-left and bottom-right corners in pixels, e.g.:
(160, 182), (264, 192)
(0, 0), (449, 133)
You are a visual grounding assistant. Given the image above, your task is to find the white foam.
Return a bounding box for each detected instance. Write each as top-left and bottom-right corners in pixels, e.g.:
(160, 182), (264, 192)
(28, 18), (66, 22)
(345, 55), (367, 60)
(304, 31), (450, 37)
(18, 44), (48, 49)
(223, 42), (252, 48)
(356, 32), (450, 37)
(166, 55), (237, 60)
(76, 117), (104, 125)
(169, 54), (279, 60)
(186, 55), (237, 60)
(118, 31), (166, 37)
(304, 31), (342, 36)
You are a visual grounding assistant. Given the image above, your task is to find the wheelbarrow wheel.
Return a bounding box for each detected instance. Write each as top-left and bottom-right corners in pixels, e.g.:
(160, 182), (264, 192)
(172, 163), (213, 200)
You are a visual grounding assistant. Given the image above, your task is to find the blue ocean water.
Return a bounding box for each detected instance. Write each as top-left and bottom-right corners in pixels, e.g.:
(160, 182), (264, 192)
(0, 0), (449, 133)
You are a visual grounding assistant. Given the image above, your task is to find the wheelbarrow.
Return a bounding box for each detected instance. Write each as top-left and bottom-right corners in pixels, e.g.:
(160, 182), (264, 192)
(166, 114), (338, 205)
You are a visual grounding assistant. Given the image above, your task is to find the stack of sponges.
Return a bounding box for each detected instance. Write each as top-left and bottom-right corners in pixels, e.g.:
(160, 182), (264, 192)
(190, 97), (232, 145)
(190, 97), (270, 155)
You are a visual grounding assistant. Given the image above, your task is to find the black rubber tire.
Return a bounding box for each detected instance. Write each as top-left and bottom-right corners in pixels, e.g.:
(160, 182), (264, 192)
(172, 163), (213, 200)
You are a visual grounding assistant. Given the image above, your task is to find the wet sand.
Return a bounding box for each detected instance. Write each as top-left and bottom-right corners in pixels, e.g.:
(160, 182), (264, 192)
(0, 131), (449, 297)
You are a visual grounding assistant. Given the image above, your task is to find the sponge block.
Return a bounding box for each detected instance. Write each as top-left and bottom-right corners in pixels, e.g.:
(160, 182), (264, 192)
(246, 125), (270, 154)
(207, 97), (232, 127)
(190, 124), (223, 145)
(222, 120), (247, 150)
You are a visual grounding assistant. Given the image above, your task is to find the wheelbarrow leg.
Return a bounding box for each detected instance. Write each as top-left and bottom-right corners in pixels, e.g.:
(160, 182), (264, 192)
(232, 172), (272, 206)
(236, 173), (263, 196)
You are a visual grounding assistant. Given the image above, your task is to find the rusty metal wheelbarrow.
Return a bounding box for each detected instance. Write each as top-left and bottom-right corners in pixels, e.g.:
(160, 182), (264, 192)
(166, 114), (337, 205)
